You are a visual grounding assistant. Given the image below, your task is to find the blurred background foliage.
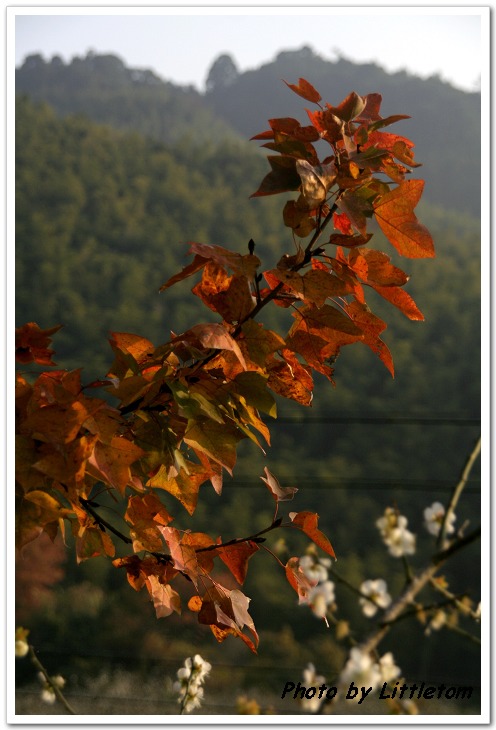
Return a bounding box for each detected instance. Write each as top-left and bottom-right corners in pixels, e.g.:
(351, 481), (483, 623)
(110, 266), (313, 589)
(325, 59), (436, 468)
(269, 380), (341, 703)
(15, 49), (481, 713)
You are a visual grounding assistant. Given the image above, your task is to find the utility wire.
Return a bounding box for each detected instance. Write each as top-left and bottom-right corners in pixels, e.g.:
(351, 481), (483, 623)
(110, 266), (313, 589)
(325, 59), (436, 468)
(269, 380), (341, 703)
(273, 416), (480, 426)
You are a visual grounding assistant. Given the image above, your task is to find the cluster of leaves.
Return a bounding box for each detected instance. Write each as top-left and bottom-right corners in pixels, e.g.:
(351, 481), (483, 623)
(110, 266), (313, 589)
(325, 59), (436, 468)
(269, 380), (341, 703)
(15, 80), (433, 652)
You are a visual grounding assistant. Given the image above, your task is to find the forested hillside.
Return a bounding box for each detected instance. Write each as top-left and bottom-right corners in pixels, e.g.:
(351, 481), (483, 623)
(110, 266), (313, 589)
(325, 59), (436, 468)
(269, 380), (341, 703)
(15, 52), (481, 710)
(204, 47), (481, 218)
(16, 48), (480, 216)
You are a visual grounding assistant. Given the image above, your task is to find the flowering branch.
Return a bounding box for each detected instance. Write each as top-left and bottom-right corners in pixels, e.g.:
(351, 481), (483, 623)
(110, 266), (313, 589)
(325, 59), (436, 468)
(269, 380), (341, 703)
(28, 646), (75, 715)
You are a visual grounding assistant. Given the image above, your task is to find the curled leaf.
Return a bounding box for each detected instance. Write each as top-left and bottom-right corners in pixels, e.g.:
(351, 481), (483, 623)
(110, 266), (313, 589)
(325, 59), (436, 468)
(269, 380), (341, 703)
(260, 467), (298, 503)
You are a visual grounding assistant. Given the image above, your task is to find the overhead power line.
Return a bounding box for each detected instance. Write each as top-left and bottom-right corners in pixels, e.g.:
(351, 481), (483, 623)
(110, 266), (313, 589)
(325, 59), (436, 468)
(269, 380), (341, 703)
(273, 416), (480, 426)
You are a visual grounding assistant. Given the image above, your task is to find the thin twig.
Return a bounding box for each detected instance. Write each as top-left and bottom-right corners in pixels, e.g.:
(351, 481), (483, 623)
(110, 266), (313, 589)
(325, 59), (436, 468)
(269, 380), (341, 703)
(79, 497), (132, 545)
(428, 575), (480, 620)
(28, 646), (76, 715)
(438, 435), (481, 548)
(195, 518), (282, 553)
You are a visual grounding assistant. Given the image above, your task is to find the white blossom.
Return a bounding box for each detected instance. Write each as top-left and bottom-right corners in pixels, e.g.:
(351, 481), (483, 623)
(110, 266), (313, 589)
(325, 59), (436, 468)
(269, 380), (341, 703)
(301, 663), (326, 712)
(424, 502), (455, 537)
(376, 507), (416, 557)
(306, 580), (335, 618)
(15, 639), (29, 658)
(299, 555), (331, 584)
(378, 652), (401, 683)
(340, 648), (382, 691)
(359, 579), (392, 617)
(340, 649), (400, 697)
(41, 688), (56, 705)
(425, 609), (447, 635)
(15, 628), (30, 658)
(37, 672), (65, 705)
(174, 654), (211, 713)
(191, 654), (211, 679)
(474, 602), (481, 622)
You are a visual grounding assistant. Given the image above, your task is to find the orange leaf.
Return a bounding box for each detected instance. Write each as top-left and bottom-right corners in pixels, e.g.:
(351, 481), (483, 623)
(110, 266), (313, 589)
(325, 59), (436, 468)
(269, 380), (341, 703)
(374, 180), (435, 258)
(158, 526), (200, 587)
(174, 323), (247, 371)
(147, 460), (211, 515)
(284, 77), (321, 103)
(286, 304), (363, 377)
(217, 539), (260, 584)
(15, 322), (62, 366)
(267, 350), (314, 406)
(266, 267), (350, 308)
(289, 511), (336, 559)
(349, 248), (409, 287)
(113, 555), (176, 592)
(75, 526), (115, 563)
(109, 332), (155, 361)
(333, 211), (353, 235)
(372, 285), (424, 321)
(125, 493), (174, 552)
(21, 400), (103, 445)
(33, 434), (98, 485)
(192, 262), (255, 324)
(87, 436), (145, 495)
(159, 253), (208, 292)
(198, 586), (259, 652)
(184, 241), (260, 280)
(285, 556), (317, 602)
(343, 300), (394, 377)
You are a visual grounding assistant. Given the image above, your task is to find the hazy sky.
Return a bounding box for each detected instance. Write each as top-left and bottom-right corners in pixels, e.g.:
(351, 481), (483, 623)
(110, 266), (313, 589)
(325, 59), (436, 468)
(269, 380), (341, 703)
(13, 8), (485, 93)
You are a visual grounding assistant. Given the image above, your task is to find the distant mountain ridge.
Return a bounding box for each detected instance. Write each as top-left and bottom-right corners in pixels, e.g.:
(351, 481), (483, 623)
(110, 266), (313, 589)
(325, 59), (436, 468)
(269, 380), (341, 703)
(16, 48), (480, 215)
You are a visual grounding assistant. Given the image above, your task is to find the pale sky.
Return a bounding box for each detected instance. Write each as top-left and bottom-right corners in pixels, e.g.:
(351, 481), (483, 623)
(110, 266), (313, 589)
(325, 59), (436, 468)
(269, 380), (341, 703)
(13, 8), (485, 93)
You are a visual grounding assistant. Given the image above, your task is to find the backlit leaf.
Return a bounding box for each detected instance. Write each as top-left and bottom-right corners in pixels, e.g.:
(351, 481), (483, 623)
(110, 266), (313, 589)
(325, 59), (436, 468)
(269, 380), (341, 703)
(371, 284), (424, 320)
(289, 511), (336, 559)
(158, 526), (200, 587)
(260, 467), (298, 503)
(285, 556), (317, 603)
(184, 419), (239, 473)
(75, 526), (115, 563)
(192, 262), (255, 324)
(327, 91), (366, 122)
(218, 539), (260, 584)
(87, 436), (145, 495)
(284, 77), (321, 103)
(344, 300), (395, 376)
(373, 180), (435, 258)
(188, 242), (261, 280)
(146, 462), (206, 515)
(296, 159), (337, 209)
(159, 254), (208, 292)
(267, 350), (314, 406)
(175, 323), (247, 371)
(146, 575), (181, 618)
